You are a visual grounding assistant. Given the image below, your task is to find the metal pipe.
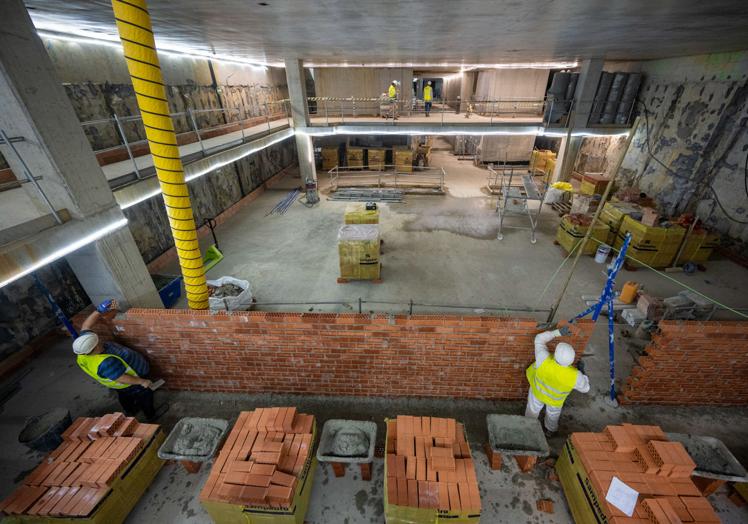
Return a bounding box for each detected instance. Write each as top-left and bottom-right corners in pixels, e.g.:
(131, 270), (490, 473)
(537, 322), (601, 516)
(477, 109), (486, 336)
(112, 113), (140, 178)
(0, 129), (62, 224)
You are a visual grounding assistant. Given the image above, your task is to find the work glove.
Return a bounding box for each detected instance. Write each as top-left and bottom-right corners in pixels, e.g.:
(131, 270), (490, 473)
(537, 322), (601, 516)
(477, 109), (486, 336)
(558, 325), (572, 337)
(96, 299), (115, 314)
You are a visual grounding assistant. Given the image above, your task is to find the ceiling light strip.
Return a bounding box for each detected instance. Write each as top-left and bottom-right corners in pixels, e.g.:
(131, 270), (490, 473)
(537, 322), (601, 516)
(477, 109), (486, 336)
(0, 218), (129, 289)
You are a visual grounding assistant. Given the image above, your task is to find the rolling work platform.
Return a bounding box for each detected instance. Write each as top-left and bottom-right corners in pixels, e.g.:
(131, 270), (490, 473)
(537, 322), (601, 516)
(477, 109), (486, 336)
(495, 165), (548, 244)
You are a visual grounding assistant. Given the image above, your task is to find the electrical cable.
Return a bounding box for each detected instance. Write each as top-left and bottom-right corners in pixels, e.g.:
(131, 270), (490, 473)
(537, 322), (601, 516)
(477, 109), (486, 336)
(637, 100), (748, 224)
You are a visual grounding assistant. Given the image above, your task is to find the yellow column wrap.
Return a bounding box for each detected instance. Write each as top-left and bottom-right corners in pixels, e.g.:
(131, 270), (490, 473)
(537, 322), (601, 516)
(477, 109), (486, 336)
(111, 0), (209, 309)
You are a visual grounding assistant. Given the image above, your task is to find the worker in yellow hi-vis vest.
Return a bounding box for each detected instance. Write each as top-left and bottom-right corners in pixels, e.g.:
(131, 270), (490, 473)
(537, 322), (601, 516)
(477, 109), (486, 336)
(72, 299), (167, 421)
(423, 81), (433, 117)
(388, 80), (399, 120)
(525, 325), (589, 436)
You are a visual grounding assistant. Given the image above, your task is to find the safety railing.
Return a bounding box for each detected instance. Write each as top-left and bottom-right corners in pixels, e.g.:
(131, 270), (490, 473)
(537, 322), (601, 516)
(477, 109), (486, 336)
(328, 165), (446, 193)
(79, 100), (291, 181)
(307, 96), (575, 126)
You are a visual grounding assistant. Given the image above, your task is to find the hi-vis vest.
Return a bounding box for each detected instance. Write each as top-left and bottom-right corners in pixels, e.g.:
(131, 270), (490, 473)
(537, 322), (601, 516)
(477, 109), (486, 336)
(388, 85), (397, 99)
(424, 85), (433, 102)
(77, 353), (138, 390)
(526, 357), (578, 408)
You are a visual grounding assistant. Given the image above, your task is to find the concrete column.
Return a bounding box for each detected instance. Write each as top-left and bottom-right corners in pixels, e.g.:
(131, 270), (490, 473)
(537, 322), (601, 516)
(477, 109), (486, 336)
(554, 136), (583, 183)
(571, 58), (604, 129)
(66, 227), (162, 309)
(0, 0), (160, 307)
(284, 58), (316, 182)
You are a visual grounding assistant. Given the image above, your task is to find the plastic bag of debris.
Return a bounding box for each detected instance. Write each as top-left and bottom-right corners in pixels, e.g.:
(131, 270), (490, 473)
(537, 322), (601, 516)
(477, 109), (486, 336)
(206, 276), (253, 311)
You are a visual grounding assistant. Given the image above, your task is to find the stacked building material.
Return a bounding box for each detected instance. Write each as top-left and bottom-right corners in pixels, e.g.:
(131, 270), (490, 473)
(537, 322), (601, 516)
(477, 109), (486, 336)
(385, 415), (480, 515)
(0, 413), (159, 518)
(558, 423), (720, 523)
(200, 407), (315, 510)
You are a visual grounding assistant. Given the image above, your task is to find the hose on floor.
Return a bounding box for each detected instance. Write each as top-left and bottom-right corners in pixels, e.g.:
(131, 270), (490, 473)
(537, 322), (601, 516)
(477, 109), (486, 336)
(111, 0), (209, 309)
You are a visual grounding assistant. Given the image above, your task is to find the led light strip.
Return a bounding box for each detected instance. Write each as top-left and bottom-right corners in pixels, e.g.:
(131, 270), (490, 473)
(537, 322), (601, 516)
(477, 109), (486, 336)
(0, 218), (129, 288)
(298, 128), (630, 138)
(36, 27), (272, 70)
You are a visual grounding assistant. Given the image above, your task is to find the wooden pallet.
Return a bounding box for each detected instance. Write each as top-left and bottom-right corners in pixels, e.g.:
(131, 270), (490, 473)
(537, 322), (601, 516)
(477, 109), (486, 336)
(549, 201), (571, 216)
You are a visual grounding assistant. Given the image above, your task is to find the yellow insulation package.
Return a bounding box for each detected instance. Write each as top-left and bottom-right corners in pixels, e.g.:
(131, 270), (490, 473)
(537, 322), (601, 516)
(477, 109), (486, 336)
(344, 203), (379, 224)
(338, 225), (380, 280)
(555, 217), (610, 256)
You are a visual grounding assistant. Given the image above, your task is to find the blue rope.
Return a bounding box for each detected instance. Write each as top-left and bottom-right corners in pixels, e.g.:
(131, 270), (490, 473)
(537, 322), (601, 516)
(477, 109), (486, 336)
(569, 233), (632, 401)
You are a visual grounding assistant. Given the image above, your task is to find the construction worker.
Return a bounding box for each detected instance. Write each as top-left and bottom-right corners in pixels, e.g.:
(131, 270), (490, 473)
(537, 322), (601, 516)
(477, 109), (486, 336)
(423, 81), (433, 116)
(525, 325), (589, 436)
(72, 299), (167, 421)
(388, 80), (399, 119)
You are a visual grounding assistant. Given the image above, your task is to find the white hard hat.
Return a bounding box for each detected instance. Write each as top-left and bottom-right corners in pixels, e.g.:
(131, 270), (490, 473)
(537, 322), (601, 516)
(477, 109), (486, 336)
(554, 342), (575, 367)
(392, 80), (397, 84)
(73, 332), (99, 355)
(427, 81), (432, 85)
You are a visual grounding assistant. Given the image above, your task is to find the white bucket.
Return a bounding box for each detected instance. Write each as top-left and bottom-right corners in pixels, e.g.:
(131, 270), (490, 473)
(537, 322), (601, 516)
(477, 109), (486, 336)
(595, 244), (611, 264)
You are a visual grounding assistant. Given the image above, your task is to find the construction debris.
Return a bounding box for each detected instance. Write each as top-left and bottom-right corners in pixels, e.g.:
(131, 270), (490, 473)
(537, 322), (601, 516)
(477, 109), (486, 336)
(536, 498), (554, 513)
(0, 413), (160, 518)
(208, 283), (243, 298)
(328, 188), (404, 203)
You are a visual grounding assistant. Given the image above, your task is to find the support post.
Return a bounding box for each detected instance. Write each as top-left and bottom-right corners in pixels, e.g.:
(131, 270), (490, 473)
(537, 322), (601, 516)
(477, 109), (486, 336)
(284, 58), (317, 183)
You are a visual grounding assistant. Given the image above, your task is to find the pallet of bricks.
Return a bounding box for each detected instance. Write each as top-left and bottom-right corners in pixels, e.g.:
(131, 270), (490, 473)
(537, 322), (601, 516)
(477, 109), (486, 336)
(0, 413), (163, 523)
(384, 415), (481, 523)
(200, 407), (316, 524)
(557, 423), (720, 523)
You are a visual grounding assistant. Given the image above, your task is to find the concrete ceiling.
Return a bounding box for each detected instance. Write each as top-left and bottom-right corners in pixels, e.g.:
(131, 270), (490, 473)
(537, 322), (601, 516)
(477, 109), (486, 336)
(25, 0), (748, 66)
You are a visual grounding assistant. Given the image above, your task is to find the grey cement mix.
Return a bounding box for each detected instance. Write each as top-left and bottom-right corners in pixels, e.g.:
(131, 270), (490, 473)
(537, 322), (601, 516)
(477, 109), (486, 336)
(487, 414), (550, 456)
(158, 417), (229, 462)
(318, 420), (377, 464)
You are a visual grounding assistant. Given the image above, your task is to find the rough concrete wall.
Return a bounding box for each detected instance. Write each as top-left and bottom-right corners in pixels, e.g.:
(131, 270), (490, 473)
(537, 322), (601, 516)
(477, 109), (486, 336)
(312, 67), (413, 113)
(622, 320), (748, 405)
(473, 69), (549, 100)
(112, 309), (595, 399)
(124, 138), (297, 263)
(43, 36), (288, 152)
(576, 51), (748, 243)
(574, 135), (629, 177)
(0, 260), (89, 360)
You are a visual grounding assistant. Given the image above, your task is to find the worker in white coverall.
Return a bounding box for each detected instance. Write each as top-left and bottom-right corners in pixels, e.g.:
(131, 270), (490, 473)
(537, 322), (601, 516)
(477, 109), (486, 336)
(525, 325), (589, 436)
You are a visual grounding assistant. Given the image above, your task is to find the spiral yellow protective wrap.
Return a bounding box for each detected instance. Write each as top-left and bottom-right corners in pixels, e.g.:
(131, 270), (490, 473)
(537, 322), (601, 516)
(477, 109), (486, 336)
(111, 0), (209, 309)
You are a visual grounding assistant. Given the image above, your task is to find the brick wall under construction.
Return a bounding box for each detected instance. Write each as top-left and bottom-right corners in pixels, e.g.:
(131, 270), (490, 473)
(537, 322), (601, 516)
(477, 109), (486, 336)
(622, 320), (748, 405)
(110, 309), (594, 399)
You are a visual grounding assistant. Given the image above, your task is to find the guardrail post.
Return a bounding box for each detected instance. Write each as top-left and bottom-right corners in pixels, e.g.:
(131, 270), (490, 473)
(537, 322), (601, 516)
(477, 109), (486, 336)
(340, 100), (344, 123)
(113, 113), (141, 178)
(238, 108), (246, 141)
(325, 99), (329, 126)
(187, 108), (206, 156)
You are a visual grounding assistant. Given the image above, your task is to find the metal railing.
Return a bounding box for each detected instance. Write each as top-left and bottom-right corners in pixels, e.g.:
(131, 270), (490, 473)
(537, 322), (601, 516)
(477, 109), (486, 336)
(307, 96), (577, 126)
(328, 165), (446, 193)
(79, 100), (291, 180)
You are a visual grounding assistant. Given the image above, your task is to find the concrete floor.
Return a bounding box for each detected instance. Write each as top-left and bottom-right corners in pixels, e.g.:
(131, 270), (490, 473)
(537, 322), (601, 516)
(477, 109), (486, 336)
(2, 144), (748, 522)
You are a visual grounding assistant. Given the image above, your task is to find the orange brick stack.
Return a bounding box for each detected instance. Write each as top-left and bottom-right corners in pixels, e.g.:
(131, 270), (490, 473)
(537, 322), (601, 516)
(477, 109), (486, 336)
(385, 415), (480, 514)
(0, 413), (158, 518)
(200, 407), (314, 509)
(572, 423), (719, 523)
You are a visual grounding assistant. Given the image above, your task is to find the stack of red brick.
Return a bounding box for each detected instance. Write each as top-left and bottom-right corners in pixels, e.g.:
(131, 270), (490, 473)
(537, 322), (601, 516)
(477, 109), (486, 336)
(200, 407), (314, 509)
(386, 415), (481, 513)
(0, 413), (158, 518)
(573, 423), (719, 523)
